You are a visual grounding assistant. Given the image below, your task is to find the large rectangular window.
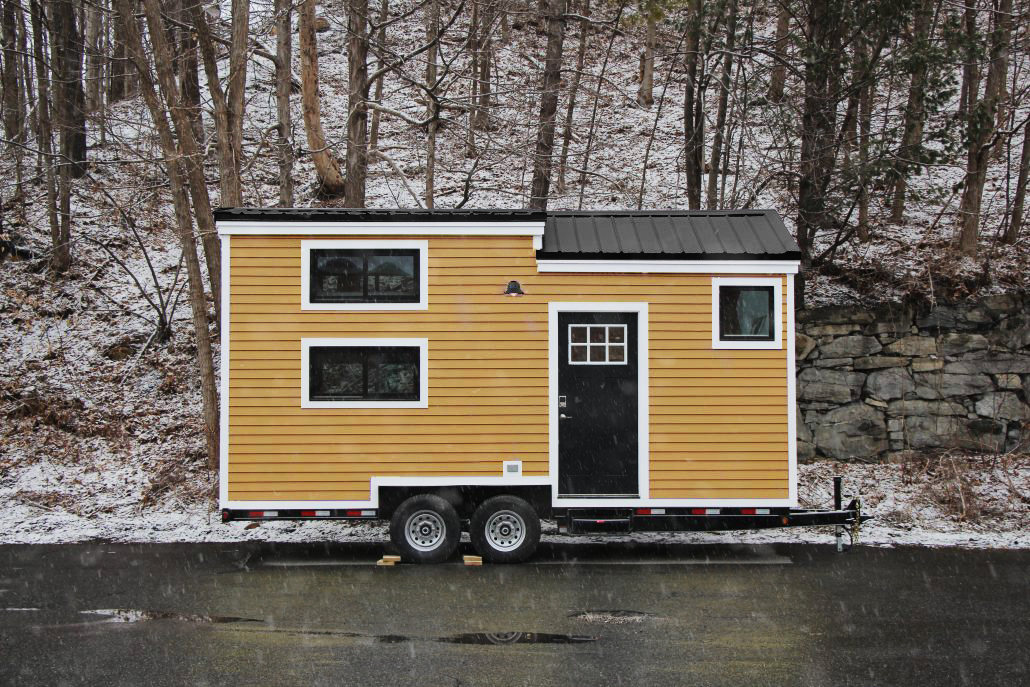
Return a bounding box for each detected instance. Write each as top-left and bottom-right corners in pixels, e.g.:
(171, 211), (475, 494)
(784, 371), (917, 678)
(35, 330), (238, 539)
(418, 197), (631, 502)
(301, 338), (429, 408)
(301, 240), (429, 310)
(712, 277), (782, 350)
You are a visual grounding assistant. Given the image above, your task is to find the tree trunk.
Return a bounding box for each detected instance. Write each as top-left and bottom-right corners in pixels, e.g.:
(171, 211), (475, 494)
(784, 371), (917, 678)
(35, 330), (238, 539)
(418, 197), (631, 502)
(767, 0), (789, 102)
(113, 0), (220, 470)
(84, 0), (103, 113)
(177, 0), (203, 146)
(958, 0), (979, 121)
(275, 0), (294, 207)
(368, 0), (388, 151)
(109, 0), (131, 102)
(890, 0), (933, 223)
(682, 0), (702, 209)
(140, 0), (221, 318)
(856, 38), (872, 242)
(50, 0), (87, 177)
(706, 0), (736, 209)
(796, 0), (846, 266)
(226, 0), (249, 203)
(345, 0), (370, 208)
(466, 0), (478, 155)
(30, 0), (63, 272)
(637, 9), (655, 107)
(957, 0), (1012, 256)
(557, 0), (589, 194)
(190, 4), (243, 207)
(425, 0), (440, 208)
(2, 0), (25, 193)
(528, 0), (566, 210)
(298, 0), (346, 196)
(1002, 121), (1029, 244)
(476, 1), (493, 129)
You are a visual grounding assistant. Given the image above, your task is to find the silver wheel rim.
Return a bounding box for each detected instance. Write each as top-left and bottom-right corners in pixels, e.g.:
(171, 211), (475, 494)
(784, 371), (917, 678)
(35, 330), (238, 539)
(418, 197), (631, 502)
(404, 510), (446, 551)
(485, 510), (526, 551)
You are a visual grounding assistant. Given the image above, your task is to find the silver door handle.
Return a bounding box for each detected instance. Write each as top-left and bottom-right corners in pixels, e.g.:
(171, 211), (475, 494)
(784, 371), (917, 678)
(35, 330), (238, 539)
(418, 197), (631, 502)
(560, 413), (572, 419)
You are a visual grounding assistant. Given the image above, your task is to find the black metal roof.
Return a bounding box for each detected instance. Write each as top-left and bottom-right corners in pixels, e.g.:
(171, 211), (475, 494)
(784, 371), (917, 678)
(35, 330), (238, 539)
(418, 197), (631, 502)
(213, 208), (800, 260)
(540, 210), (800, 260)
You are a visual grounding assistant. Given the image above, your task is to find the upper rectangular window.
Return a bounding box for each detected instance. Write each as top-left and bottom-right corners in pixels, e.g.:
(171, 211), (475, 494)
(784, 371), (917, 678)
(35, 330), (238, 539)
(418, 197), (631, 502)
(712, 277), (783, 350)
(301, 338), (429, 409)
(301, 240), (429, 310)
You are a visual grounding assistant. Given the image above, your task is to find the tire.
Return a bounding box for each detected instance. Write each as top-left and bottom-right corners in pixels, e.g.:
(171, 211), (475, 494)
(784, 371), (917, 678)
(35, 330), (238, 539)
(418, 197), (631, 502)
(470, 495), (541, 564)
(389, 494), (461, 564)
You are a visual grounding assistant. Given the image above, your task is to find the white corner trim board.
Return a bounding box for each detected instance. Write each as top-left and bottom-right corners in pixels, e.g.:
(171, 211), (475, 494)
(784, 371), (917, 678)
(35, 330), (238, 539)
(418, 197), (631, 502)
(711, 276), (784, 351)
(300, 337), (430, 409)
(216, 220), (545, 236)
(300, 239), (429, 311)
(536, 259), (800, 274)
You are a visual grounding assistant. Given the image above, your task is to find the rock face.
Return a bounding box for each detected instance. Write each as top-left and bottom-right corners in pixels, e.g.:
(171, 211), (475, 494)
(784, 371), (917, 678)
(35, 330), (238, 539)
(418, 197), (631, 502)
(796, 293), (1028, 460)
(811, 403), (888, 460)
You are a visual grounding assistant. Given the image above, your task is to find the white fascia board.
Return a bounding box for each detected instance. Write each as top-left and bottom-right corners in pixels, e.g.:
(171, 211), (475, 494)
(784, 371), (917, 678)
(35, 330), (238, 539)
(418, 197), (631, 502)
(216, 220), (545, 236)
(536, 259), (800, 275)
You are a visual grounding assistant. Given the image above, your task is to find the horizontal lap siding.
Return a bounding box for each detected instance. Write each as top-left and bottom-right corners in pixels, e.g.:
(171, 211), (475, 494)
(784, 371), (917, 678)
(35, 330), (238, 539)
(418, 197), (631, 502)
(227, 235), (789, 502)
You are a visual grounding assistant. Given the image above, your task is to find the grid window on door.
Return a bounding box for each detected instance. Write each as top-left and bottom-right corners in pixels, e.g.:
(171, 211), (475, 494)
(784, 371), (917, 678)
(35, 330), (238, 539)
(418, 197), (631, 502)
(569, 325), (627, 365)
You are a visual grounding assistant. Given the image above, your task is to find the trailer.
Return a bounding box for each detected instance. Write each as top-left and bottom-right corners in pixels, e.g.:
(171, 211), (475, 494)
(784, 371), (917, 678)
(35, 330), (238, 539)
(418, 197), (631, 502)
(216, 208), (867, 563)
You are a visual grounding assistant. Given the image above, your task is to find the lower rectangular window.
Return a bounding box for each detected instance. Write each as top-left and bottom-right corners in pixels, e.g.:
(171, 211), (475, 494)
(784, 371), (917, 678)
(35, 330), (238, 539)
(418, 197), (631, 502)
(301, 338), (428, 408)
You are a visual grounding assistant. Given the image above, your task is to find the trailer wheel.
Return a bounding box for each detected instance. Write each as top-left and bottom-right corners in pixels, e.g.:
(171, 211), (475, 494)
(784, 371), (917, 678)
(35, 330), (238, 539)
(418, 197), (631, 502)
(470, 495), (541, 564)
(389, 494), (461, 564)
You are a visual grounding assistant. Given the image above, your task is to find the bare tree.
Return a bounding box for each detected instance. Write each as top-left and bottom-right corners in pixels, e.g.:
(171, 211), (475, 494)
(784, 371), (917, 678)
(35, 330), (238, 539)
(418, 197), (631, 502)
(113, 0), (220, 469)
(637, 1), (658, 107)
(50, 0), (87, 176)
(368, 0), (388, 151)
(682, 0), (703, 209)
(227, 0), (250, 204)
(425, 0), (440, 208)
(767, 0), (790, 102)
(29, 0), (64, 272)
(707, 0), (737, 209)
(529, 0), (566, 210)
(346, 0), (371, 207)
(557, 0), (589, 194)
(1003, 119), (1029, 244)
(298, 0), (346, 196)
(957, 0), (1013, 256)
(2, 0), (25, 194)
(275, 0), (294, 206)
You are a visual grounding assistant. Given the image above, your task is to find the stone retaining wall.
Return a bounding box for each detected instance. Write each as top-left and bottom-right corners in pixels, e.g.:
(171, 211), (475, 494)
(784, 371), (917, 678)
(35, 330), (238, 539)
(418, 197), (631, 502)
(795, 293), (1029, 461)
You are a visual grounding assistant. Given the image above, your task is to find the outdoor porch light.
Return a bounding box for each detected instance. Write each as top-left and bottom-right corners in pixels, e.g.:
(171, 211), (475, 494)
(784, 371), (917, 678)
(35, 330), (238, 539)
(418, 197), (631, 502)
(504, 280), (525, 296)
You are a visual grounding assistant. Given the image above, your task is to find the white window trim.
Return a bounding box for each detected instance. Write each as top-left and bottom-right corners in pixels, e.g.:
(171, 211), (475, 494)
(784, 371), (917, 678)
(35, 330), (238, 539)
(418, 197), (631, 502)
(712, 277), (783, 350)
(301, 239), (429, 311)
(301, 337), (429, 409)
(567, 323), (628, 365)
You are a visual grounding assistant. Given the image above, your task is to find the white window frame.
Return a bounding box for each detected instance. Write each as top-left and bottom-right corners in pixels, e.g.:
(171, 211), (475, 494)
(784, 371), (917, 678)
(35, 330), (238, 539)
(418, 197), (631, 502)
(301, 337), (429, 409)
(301, 239), (429, 311)
(567, 323), (629, 365)
(711, 277), (783, 350)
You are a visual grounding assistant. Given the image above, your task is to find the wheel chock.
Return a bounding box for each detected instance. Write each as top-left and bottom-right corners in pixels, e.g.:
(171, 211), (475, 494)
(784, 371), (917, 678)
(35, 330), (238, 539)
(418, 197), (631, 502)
(463, 555), (483, 566)
(377, 555), (402, 566)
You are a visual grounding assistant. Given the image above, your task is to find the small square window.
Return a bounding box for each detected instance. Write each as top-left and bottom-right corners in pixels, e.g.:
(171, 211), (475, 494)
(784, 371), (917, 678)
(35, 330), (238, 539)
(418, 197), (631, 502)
(609, 326), (625, 343)
(570, 326), (588, 344)
(589, 326), (607, 343)
(570, 345), (588, 362)
(609, 345), (625, 362)
(589, 346), (606, 362)
(712, 278), (782, 350)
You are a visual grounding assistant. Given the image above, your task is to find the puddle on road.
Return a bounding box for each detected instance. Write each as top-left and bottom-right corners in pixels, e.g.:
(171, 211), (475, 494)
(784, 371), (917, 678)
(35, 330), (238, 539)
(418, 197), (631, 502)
(81, 609), (263, 624)
(568, 610), (657, 624)
(72, 610), (597, 645)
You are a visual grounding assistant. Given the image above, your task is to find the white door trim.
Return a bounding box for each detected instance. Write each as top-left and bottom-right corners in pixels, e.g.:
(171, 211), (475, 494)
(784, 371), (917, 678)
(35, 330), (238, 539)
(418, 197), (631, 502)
(549, 302), (650, 507)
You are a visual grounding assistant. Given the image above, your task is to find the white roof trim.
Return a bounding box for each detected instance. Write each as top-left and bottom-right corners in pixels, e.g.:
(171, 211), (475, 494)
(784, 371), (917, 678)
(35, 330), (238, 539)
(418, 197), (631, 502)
(536, 259), (800, 274)
(216, 220), (545, 236)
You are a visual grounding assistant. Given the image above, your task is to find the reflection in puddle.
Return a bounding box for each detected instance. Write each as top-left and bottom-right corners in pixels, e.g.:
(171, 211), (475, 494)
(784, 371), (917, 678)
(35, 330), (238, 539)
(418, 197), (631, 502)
(76, 610), (598, 645)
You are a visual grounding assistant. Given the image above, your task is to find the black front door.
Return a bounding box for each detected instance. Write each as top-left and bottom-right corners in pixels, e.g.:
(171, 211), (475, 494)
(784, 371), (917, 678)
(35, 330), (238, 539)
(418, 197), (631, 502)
(557, 312), (639, 497)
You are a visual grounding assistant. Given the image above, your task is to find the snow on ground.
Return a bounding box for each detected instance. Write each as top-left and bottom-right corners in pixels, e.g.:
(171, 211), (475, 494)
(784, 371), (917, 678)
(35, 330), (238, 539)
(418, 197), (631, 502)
(1, 455), (1026, 549)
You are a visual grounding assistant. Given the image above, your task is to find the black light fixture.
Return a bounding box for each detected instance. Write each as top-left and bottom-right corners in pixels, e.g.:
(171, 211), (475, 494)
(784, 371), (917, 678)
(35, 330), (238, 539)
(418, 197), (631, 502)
(504, 280), (525, 297)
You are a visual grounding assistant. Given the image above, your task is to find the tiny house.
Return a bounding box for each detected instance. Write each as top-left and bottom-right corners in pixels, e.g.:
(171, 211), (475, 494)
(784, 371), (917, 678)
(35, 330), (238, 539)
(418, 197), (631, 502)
(217, 209), (861, 562)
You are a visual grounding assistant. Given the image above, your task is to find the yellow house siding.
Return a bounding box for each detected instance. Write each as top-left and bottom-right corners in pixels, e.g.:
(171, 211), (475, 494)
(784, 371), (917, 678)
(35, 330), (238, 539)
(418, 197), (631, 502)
(227, 234), (790, 502)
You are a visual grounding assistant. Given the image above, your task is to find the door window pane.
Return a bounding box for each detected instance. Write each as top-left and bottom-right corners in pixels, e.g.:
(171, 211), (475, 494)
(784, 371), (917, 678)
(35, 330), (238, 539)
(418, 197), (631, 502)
(609, 326), (625, 343)
(609, 345), (625, 362)
(570, 326), (588, 343)
(589, 326), (607, 343)
(589, 346), (607, 362)
(570, 345), (588, 362)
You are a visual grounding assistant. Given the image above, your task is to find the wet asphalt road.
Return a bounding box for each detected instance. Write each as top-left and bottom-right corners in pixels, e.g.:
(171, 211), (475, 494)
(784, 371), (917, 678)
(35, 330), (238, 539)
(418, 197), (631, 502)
(0, 541), (1027, 686)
